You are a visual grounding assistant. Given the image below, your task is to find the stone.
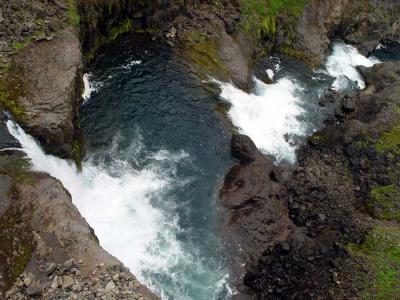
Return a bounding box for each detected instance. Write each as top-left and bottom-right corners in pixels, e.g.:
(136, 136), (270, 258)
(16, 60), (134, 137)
(165, 27), (177, 39)
(112, 273), (120, 282)
(23, 276), (33, 287)
(45, 262), (57, 275)
(279, 241), (291, 254)
(51, 275), (60, 289)
(54, 0), (67, 10)
(27, 282), (43, 296)
(342, 97), (356, 112)
(105, 280), (115, 291)
(64, 259), (73, 269)
(62, 275), (74, 290)
(166, 40), (174, 47)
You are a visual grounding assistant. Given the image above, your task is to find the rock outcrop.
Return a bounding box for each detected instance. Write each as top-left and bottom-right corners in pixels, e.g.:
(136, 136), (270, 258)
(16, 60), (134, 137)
(222, 61), (400, 299)
(2, 27), (82, 159)
(289, 0), (400, 66)
(0, 150), (158, 299)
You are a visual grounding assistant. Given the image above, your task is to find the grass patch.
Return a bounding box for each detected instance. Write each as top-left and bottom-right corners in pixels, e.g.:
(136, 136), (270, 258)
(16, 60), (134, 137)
(375, 124), (400, 155)
(0, 88), (24, 120)
(348, 226), (400, 299)
(11, 42), (25, 51)
(67, 0), (80, 27)
(237, 0), (309, 37)
(367, 185), (400, 222)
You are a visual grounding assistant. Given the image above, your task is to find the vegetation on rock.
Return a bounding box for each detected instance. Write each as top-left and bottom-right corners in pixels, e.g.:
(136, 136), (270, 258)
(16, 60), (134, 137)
(237, 0), (309, 38)
(67, 0), (80, 27)
(0, 88), (24, 121)
(375, 124), (400, 155)
(348, 226), (400, 299)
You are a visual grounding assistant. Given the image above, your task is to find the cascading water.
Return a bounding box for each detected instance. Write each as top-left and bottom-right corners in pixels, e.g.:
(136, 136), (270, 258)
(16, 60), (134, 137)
(5, 36), (235, 300)
(325, 41), (380, 90)
(215, 41), (380, 163)
(3, 35), (397, 299)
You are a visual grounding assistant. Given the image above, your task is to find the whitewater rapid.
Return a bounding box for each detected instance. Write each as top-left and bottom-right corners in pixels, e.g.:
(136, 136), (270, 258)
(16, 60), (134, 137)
(6, 120), (231, 299)
(216, 41), (380, 163)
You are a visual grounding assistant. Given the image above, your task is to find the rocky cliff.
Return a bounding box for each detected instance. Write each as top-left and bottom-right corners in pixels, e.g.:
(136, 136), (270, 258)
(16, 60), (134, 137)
(0, 150), (158, 299)
(221, 61), (400, 299)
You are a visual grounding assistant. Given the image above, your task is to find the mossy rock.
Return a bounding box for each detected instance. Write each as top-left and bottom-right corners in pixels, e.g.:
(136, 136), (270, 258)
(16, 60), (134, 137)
(348, 226), (400, 299)
(374, 124), (400, 156)
(237, 0), (309, 39)
(367, 185), (400, 222)
(0, 72), (27, 122)
(66, 0), (80, 28)
(184, 31), (230, 82)
(0, 196), (35, 293)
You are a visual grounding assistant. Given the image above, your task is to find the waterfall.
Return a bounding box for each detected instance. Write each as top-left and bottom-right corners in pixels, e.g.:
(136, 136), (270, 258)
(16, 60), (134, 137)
(215, 41), (380, 163)
(6, 120), (231, 299)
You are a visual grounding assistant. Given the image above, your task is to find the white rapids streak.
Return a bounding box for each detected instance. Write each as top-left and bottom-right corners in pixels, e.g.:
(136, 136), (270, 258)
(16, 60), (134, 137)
(216, 77), (305, 163)
(82, 73), (100, 102)
(6, 120), (190, 299)
(325, 41), (380, 91)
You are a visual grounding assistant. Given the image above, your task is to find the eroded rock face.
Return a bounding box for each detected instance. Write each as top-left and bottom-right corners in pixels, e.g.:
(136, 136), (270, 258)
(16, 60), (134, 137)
(339, 0), (400, 55)
(291, 0), (400, 66)
(220, 134), (293, 265)
(3, 27), (82, 158)
(294, 0), (349, 66)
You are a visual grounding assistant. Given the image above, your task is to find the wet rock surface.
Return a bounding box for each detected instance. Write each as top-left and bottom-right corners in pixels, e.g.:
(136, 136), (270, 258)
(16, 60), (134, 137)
(221, 61), (400, 299)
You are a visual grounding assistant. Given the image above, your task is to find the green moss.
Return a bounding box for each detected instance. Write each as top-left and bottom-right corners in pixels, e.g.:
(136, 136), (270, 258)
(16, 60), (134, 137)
(237, 0), (309, 38)
(308, 133), (325, 147)
(280, 45), (315, 66)
(374, 124), (400, 155)
(11, 42), (25, 51)
(184, 31), (230, 81)
(72, 139), (82, 170)
(367, 185), (400, 221)
(348, 226), (400, 299)
(0, 157), (34, 185)
(0, 88), (24, 120)
(0, 199), (35, 292)
(67, 0), (80, 27)
(109, 19), (132, 41)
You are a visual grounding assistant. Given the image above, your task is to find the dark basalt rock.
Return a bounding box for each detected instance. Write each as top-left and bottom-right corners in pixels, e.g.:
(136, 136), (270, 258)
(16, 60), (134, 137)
(223, 62), (400, 299)
(220, 134), (293, 268)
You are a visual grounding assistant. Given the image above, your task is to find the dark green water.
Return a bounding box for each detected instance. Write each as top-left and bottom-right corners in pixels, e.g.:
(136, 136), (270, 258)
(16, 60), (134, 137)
(80, 35), (236, 299)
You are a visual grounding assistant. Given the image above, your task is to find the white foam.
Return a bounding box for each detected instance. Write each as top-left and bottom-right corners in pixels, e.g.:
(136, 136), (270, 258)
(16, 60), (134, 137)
(266, 69), (275, 80)
(376, 43), (386, 50)
(5, 120), (199, 299)
(121, 60), (142, 71)
(82, 73), (100, 102)
(216, 77), (305, 163)
(325, 41), (380, 91)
